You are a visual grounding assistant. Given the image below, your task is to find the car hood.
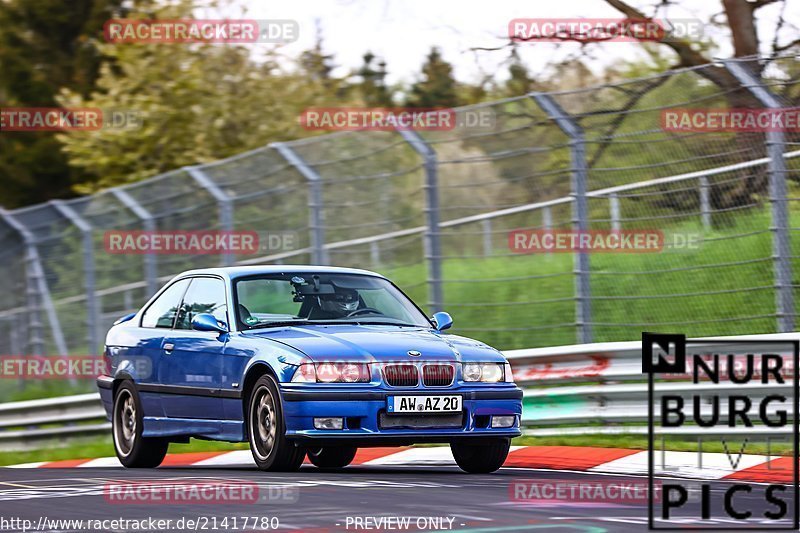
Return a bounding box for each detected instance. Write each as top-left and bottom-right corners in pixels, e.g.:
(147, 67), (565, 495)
(244, 324), (504, 364)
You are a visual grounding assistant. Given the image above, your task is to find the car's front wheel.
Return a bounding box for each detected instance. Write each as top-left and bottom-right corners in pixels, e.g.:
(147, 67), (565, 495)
(113, 381), (168, 468)
(307, 447), (357, 469)
(248, 375), (305, 471)
(450, 438), (510, 473)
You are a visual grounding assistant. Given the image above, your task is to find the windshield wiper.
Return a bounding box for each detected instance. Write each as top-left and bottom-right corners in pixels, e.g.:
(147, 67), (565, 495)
(349, 320), (421, 327)
(247, 319), (348, 329)
(246, 319), (422, 329)
(246, 320), (313, 329)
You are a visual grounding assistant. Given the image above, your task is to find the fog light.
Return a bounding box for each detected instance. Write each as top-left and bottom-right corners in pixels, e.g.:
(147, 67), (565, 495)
(491, 415), (516, 428)
(313, 417), (344, 430)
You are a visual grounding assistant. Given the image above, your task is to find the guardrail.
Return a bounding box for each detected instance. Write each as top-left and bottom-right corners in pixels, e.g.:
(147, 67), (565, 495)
(506, 331), (800, 437)
(0, 393), (108, 451)
(1, 331), (797, 450)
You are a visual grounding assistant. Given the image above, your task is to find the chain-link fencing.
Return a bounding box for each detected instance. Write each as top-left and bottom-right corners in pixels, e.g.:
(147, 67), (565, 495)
(0, 54), (798, 398)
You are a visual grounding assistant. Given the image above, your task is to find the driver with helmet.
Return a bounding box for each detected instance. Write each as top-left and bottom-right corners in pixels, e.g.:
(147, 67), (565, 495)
(310, 287), (360, 318)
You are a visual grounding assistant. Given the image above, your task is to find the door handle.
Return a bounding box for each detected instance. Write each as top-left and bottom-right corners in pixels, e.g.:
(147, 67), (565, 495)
(163, 343), (175, 354)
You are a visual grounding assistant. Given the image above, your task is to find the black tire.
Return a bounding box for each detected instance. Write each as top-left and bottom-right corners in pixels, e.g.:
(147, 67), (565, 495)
(450, 438), (510, 473)
(112, 381), (168, 468)
(247, 374), (306, 471)
(307, 447), (357, 469)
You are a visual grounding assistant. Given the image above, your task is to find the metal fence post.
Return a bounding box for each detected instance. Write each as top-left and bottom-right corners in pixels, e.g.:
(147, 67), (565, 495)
(725, 60), (794, 332)
(185, 166), (235, 266)
(50, 200), (99, 354)
(609, 194), (621, 231)
(272, 142), (328, 265)
(9, 316), (21, 355)
(370, 241), (381, 266)
(542, 207), (552, 229)
(531, 92), (592, 343)
(111, 188), (159, 297)
(699, 176), (711, 231)
(397, 129), (443, 314)
(482, 219), (493, 257)
(0, 209), (68, 356)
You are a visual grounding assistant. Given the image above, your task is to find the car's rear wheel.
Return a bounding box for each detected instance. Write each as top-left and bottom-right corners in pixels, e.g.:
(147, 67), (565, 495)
(248, 375), (305, 471)
(307, 446), (357, 469)
(450, 438), (510, 473)
(113, 381), (168, 468)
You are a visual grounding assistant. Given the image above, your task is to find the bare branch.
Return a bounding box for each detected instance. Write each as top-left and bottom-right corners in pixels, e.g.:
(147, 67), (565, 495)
(775, 38), (800, 52)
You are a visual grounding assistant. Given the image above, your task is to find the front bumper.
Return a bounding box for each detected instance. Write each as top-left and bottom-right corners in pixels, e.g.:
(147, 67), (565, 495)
(280, 385), (522, 444)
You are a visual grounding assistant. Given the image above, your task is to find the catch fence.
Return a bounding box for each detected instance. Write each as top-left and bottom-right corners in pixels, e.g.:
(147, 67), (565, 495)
(0, 55), (799, 401)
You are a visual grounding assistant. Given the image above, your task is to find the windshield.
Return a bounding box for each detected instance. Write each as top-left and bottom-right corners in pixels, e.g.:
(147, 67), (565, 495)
(234, 273), (431, 329)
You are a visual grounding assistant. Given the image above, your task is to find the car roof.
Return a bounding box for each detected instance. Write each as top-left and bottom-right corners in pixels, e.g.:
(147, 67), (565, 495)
(173, 265), (387, 282)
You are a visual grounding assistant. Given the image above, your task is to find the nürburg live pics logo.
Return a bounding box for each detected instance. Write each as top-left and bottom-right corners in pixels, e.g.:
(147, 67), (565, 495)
(643, 332), (799, 529)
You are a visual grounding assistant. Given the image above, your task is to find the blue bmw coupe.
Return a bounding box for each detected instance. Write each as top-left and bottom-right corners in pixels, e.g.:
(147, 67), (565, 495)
(97, 266), (522, 473)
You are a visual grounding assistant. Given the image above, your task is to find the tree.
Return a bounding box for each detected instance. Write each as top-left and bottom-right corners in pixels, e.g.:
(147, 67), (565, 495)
(300, 22), (336, 82)
(355, 51), (393, 107)
(594, 0), (799, 208)
(0, 0), (131, 207)
(57, 42), (342, 193)
(505, 48), (536, 96)
(484, 0), (799, 210)
(406, 47), (461, 108)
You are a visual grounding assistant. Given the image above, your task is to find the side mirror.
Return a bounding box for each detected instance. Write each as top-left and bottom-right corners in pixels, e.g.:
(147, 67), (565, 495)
(432, 311), (453, 332)
(192, 313), (229, 334)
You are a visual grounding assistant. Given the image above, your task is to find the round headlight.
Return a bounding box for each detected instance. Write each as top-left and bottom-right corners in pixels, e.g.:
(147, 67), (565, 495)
(340, 363), (362, 383)
(290, 363), (317, 383)
(316, 363), (339, 383)
(463, 363), (482, 382)
(481, 363), (503, 382)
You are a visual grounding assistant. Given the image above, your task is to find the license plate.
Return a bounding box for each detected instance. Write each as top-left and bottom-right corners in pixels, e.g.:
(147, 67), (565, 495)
(386, 395), (462, 414)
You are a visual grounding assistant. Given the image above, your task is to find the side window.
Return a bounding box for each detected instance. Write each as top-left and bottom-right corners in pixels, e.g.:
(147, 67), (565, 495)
(141, 279), (191, 329)
(174, 277), (228, 330)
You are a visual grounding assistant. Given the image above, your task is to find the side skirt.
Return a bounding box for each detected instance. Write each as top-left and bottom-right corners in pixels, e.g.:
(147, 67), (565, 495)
(142, 416), (246, 442)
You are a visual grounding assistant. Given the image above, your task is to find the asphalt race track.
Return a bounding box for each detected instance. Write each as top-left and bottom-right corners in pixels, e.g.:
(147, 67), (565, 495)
(0, 463), (793, 532)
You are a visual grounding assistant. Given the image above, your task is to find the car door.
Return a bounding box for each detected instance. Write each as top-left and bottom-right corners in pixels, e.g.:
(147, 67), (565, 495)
(160, 276), (229, 420)
(136, 278), (192, 417)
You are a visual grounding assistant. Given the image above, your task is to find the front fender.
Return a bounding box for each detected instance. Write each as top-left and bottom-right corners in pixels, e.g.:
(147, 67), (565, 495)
(233, 345), (308, 429)
(228, 335), (310, 397)
(242, 358), (297, 384)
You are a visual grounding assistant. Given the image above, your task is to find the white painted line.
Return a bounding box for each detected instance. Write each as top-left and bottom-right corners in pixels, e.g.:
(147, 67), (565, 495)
(363, 447), (456, 466)
(6, 462), (46, 469)
(589, 450), (769, 479)
(192, 450), (255, 467)
(78, 457), (122, 468)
